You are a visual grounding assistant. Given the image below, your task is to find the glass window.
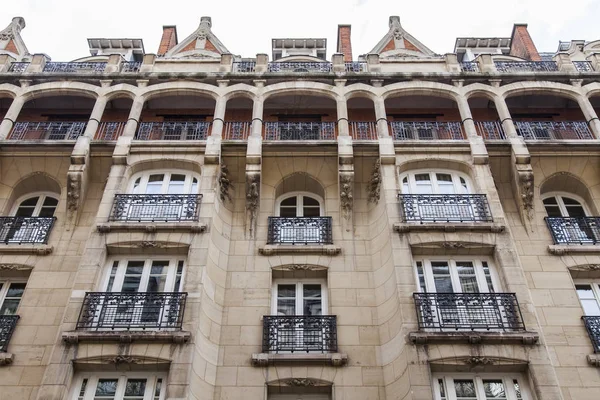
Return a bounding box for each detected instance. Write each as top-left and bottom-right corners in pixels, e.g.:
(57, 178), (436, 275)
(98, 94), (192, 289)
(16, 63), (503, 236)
(72, 374), (166, 400)
(128, 171), (200, 195)
(543, 194), (588, 218)
(273, 281), (327, 317)
(400, 170), (472, 195)
(0, 281), (27, 315)
(104, 259), (185, 293)
(415, 259), (498, 294)
(434, 375), (528, 400)
(575, 283), (600, 316)
(277, 194), (322, 218)
(13, 194), (59, 218)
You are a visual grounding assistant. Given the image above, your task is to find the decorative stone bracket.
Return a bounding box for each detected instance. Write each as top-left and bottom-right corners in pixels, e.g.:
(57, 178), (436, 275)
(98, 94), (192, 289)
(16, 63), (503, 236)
(245, 171), (260, 239)
(339, 171), (354, 220)
(512, 162), (534, 231)
(367, 159), (381, 204)
(251, 352), (347, 367)
(67, 136), (91, 223)
(218, 161), (233, 203)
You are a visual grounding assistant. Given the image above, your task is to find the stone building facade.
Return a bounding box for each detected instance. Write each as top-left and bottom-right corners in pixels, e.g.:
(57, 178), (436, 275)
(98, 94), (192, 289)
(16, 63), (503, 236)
(0, 13), (599, 400)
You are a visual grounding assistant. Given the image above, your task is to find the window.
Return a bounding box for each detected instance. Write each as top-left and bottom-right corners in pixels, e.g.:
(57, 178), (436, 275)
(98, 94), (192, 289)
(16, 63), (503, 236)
(11, 193), (59, 217)
(433, 374), (528, 400)
(1, 193), (58, 243)
(272, 280), (327, 316)
(575, 281), (600, 316)
(542, 192), (598, 244)
(0, 280), (26, 315)
(414, 259), (498, 294)
(129, 171), (198, 195)
(542, 193), (588, 218)
(103, 259), (184, 293)
(270, 193), (330, 244)
(71, 373), (166, 400)
(401, 170), (471, 195)
(276, 193), (323, 217)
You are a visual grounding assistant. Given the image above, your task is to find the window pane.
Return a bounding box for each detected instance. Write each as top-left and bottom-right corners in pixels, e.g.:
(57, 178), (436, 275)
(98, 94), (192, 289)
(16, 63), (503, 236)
(513, 380), (522, 399)
(456, 262), (479, 293)
(543, 197), (558, 205)
(167, 174), (186, 194)
(6, 283), (26, 298)
(483, 380), (506, 399)
(107, 262), (119, 291)
(78, 378), (88, 400)
(432, 262), (453, 293)
(280, 208), (297, 217)
(436, 174), (452, 182)
(438, 378), (447, 400)
(482, 262), (495, 293)
(147, 261), (169, 292)
(303, 197), (319, 206)
(281, 197), (297, 206)
(415, 174), (430, 182)
(42, 197), (59, 207)
(95, 379), (118, 398)
(277, 285), (296, 316)
(124, 378), (147, 398)
(562, 197), (582, 205)
(544, 205), (563, 217)
(154, 379), (163, 400)
(190, 178), (198, 194)
(416, 262), (426, 292)
(454, 380), (477, 399)
(303, 207), (320, 217)
(20, 197), (39, 207)
(0, 299), (20, 315)
(122, 261), (144, 292)
(576, 284), (600, 315)
(576, 284), (595, 299)
(146, 175), (164, 194)
(174, 262), (184, 292)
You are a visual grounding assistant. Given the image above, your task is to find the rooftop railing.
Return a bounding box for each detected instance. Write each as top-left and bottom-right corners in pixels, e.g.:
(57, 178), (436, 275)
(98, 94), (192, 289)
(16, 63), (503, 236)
(232, 61), (256, 73)
(9, 122), (87, 140)
(460, 61), (479, 72)
(223, 121), (251, 140)
(43, 62), (107, 73)
(390, 121), (465, 141)
(573, 61), (594, 72)
(95, 121), (126, 140)
(0, 315), (19, 352)
(399, 194), (493, 223)
(476, 121), (507, 140)
(262, 315), (337, 353)
(75, 292), (187, 331)
(7, 62), (29, 73)
(0, 216), (56, 244)
(109, 194), (202, 222)
(494, 61), (559, 73)
(135, 121), (210, 140)
(267, 216), (333, 245)
(545, 216), (600, 244)
(349, 121), (377, 140)
(583, 316), (600, 353)
(121, 61), (142, 73)
(515, 121), (594, 140)
(264, 122), (335, 140)
(267, 62), (333, 73)
(345, 61), (368, 73)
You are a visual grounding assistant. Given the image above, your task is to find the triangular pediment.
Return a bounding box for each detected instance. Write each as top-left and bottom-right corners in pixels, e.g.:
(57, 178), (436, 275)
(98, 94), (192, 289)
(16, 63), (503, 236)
(164, 17), (230, 59)
(369, 16), (436, 59)
(0, 17), (29, 60)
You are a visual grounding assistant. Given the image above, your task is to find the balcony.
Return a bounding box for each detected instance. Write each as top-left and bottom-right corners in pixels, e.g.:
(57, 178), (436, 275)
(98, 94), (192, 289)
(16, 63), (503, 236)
(267, 62), (332, 73)
(413, 293), (526, 332)
(9, 121), (87, 140)
(0, 315), (19, 352)
(475, 121), (506, 140)
(345, 61), (367, 73)
(267, 217), (333, 245)
(232, 61), (256, 73)
(75, 292), (187, 331)
(398, 194), (493, 223)
(42, 62), (107, 73)
(515, 121), (594, 140)
(108, 194), (202, 222)
(264, 122), (335, 140)
(94, 122), (126, 140)
(262, 315), (337, 353)
(460, 61), (479, 72)
(545, 217), (600, 245)
(135, 121), (210, 140)
(121, 61), (142, 73)
(494, 61), (559, 73)
(7, 62), (29, 73)
(0, 217), (55, 244)
(583, 316), (600, 353)
(573, 61), (594, 72)
(349, 121), (377, 140)
(389, 121), (465, 141)
(223, 121), (251, 140)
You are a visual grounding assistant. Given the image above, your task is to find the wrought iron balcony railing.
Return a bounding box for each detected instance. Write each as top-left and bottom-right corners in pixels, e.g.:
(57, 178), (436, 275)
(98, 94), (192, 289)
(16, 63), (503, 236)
(7, 62), (29, 73)
(95, 121), (126, 140)
(267, 62), (333, 73)
(390, 121), (465, 140)
(267, 217), (333, 245)
(0, 315), (19, 352)
(232, 61), (256, 73)
(262, 315), (337, 353)
(515, 121), (594, 140)
(349, 121), (377, 140)
(9, 121), (87, 140)
(0, 217), (56, 244)
(494, 61), (559, 72)
(475, 121), (506, 140)
(460, 61), (479, 72)
(109, 194), (202, 222)
(413, 293), (526, 332)
(75, 292), (187, 331)
(223, 121), (251, 140)
(399, 194), (493, 223)
(135, 121), (210, 140)
(121, 61), (142, 73)
(545, 217), (600, 245)
(264, 122), (335, 140)
(345, 61), (368, 73)
(573, 61), (594, 72)
(582, 316), (600, 353)
(43, 62), (107, 73)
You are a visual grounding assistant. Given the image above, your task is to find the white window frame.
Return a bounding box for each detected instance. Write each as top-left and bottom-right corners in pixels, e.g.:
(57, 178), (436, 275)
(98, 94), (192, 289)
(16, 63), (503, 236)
(432, 373), (530, 400)
(414, 257), (501, 294)
(574, 279), (600, 316)
(400, 169), (473, 195)
(69, 372), (167, 400)
(10, 192), (59, 216)
(271, 279), (328, 316)
(127, 170), (200, 195)
(0, 279), (27, 315)
(275, 192), (324, 217)
(541, 191), (590, 217)
(101, 258), (185, 293)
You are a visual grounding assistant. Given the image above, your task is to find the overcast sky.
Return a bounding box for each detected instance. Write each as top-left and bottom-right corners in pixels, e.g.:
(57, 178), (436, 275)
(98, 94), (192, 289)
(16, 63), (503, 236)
(3, 0), (600, 60)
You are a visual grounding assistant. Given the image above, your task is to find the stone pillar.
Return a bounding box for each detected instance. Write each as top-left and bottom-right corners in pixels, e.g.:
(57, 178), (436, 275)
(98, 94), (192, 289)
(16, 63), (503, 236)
(366, 53), (381, 73)
(219, 53), (233, 73)
(139, 54), (156, 73)
(553, 53), (577, 72)
(211, 94), (227, 138)
(26, 53), (49, 73)
(104, 54), (122, 73)
(255, 54), (268, 73)
(445, 53), (461, 73)
(577, 95), (600, 139)
(121, 96), (145, 138)
(476, 54), (496, 73)
(82, 96), (108, 139)
(373, 96), (389, 138)
(332, 53), (345, 73)
(457, 93), (488, 164)
(0, 54), (16, 73)
(336, 95), (349, 137)
(250, 94), (264, 138)
(586, 53), (600, 71)
(493, 96), (518, 139)
(0, 95), (25, 140)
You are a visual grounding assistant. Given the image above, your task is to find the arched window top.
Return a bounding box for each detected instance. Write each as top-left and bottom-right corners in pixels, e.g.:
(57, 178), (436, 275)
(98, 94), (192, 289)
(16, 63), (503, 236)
(11, 192), (59, 217)
(542, 192), (590, 217)
(275, 192), (323, 217)
(400, 170), (472, 195)
(128, 170), (200, 195)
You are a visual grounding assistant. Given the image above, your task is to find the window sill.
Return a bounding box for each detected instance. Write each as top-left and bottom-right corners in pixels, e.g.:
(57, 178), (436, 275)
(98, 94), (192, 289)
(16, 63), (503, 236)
(409, 331), (539, 345)
(548, 244), (600, 255)
(0, 244), (53, 255)
(97, 222), (207, 234)
(394, 222), (505, 233)
(62, 330), (191, 344)
(258, 244), (341, 256)
(0, 352), (14, 366)
(251, 352), (347, 366)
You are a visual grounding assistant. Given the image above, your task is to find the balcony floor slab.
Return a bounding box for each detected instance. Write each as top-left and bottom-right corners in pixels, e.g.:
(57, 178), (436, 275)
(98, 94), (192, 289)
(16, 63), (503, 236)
(62, 330), (191, 344)
(409, 331), (539, 345)
(394, 222), (504, 233)
(251, 352), (347, 366)
(548, 244), (600, 255)
(0, 244), (53, 255)
(258, 244), (341, 256)
(97, 222), (207, 234)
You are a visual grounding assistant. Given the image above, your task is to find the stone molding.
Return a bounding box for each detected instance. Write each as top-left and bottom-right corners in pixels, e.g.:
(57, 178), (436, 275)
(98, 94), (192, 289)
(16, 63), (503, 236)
(548, 245), (600, 255)
(0, 245), (53, 255)
(393, 222), (505, 233)
(271, 264), (328, 271)
(258, 245), (342, 256)
(0, 352), (14, 366)
(97, 222), (207, 233)
(251, 352), (347, 367)
(62, 330), (191, 344)
(409, 331), (539, 345)
(587, 354), (600, 367)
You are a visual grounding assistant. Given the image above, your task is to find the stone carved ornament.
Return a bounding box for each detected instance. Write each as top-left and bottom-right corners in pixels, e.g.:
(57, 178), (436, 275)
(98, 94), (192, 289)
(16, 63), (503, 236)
(273, 264), (327, 271)
(218, 162), (233, 203)
(67, 172), (82, 212)
(0, 264), (33, 271)
(246, 173), (260, 218)
(519, 171), (534, 219)
(367, 159), (381, 204)
(570, 264), (600, 271)
(339, 173), (354, 220)
(280, 378), (318, 387)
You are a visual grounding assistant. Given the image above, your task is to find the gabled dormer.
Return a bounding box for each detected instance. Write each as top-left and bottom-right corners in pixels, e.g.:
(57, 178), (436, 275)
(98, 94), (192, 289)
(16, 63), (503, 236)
(163, 17), (230, 59)
(0, 17), (29, 60)
(369, 16), (436, 59)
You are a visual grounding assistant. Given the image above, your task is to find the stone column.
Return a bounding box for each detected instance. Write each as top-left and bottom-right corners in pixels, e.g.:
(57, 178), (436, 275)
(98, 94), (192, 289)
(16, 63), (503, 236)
(493, 96), (518, 139)
(373, 96), (389, 138)
(82, 96), (108, 139)
(121, 96), (145, 138)
(104, 54), (122, 73)
(250, 94), (264, 138)
(0, 95), (25, 140)
(457, 93), (488, 164)
(553, 53), (577, 72)
(336, 95), (349, 137)
(211, 94), (227, 138)
(219, 53), (233, 73)
(26, 53), (48, 73)
(577, 95), (600, 139)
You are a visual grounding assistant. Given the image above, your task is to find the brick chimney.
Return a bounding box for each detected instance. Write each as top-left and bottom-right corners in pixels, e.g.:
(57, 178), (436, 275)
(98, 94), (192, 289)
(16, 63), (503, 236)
(509, 24), (540, 61)
(157, 25), (178, 56)
(337, 25), (353, 62)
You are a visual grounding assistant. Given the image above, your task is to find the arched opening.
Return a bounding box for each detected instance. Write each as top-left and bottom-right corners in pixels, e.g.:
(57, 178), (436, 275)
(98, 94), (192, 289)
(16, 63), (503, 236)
(136, 94), (216, 141)
(347, 96), (377, 140)
(0, 96), (13, 121)
(505, 93), (591, 140)
(223, 96), (253, 140)
(384, 94), (465, 141)
(267, 379), (334, 400)
(95, 96), (133, 140)
(11, 94), (96, 140)
(263, 93), (337, 140)
(467, 95), (505, 140)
